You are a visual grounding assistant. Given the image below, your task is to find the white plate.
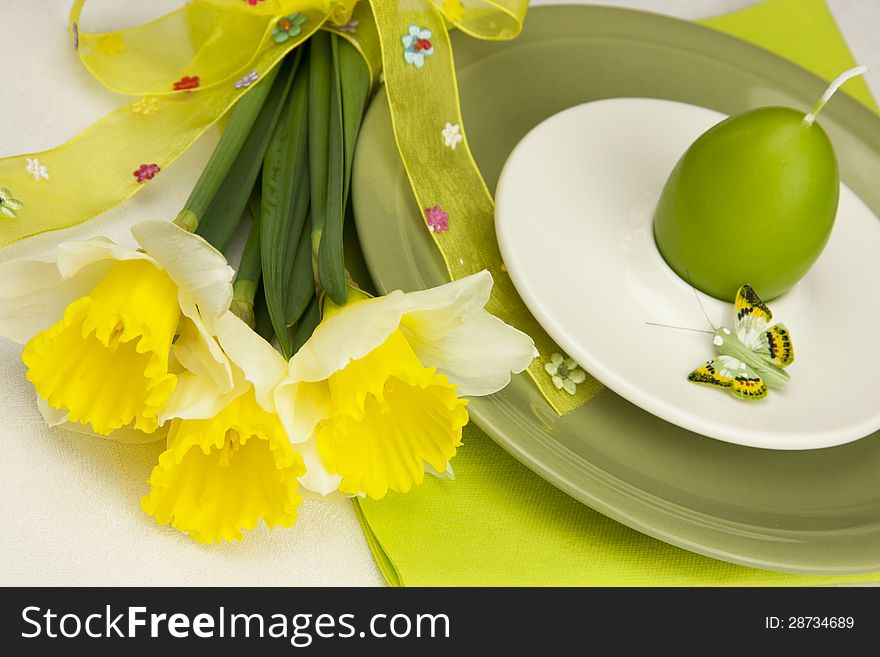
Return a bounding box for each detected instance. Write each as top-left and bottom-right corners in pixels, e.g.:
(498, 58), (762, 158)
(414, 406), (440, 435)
(495, 98), (880, 450)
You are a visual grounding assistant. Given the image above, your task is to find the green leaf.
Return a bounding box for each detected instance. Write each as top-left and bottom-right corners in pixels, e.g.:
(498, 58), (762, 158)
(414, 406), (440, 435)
(342, 201), (377, 296)
(284, 216), (316, 327)
(196, 58), (297, 251)
(317, 35), (371, 305)
(177, 65), (279, 234)
(235, 204), (262, 285)
(338, 37), (371, 206)
(253, 280), (274, 342)
(262, 48), (310, 359)
(308, 31), (332, 237)
(292, 295), (321, 353)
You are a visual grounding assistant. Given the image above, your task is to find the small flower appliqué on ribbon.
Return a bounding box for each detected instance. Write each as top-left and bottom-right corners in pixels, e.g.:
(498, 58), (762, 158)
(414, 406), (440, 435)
(442, 123), (462, 150)
(131, 97), (159, 115)
(544, 353), (587, 395)
(243, 0), (265, 5)
(333, 19), (359, 34)
(173, 76), (200, 92)
(134, 163), (160, 183)
(402, 25), (434, 68)
(273, 14), (307, 43)
(424, 205), (449, 233)
(234, 71), (260, 89)
(0, 188), (23, 218)
(25, 158), (49, 182)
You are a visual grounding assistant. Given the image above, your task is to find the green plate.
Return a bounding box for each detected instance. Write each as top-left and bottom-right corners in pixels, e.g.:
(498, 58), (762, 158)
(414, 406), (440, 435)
(351, 5), (880, 574)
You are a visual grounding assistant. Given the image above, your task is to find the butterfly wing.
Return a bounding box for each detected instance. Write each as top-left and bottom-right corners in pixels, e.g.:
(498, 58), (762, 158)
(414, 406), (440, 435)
(733, 284), (773, 347)
(752, 323), (794, 368)
(733, 285), (794, 370)
(688, 355), (768, 400)
(688, 360), (733, 390)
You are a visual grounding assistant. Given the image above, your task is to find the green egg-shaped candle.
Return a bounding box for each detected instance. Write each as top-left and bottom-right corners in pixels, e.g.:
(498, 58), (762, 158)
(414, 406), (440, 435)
(653, 67), (864, 302)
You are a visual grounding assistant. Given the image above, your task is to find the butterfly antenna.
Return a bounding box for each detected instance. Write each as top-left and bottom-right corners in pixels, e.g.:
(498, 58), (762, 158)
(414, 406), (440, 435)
(685, 269), (716, 331)
(645, 322), (714, 334)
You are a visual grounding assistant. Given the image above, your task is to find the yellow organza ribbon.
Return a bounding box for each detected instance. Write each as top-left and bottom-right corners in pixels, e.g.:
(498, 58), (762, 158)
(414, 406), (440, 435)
(0, 0), (360, 246)
(372, 0), (602, 413)
(0, 0), (600, 413)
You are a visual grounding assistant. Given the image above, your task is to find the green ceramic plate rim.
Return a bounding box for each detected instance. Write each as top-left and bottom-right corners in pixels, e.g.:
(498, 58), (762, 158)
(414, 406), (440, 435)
(351, 5), (880, 575)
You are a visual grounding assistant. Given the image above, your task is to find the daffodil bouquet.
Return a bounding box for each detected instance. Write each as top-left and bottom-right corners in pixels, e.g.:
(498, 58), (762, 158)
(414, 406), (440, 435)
(0, 31), (536, 543)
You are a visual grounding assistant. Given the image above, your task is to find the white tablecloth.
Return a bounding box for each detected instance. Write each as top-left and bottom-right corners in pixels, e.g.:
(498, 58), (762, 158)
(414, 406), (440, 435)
(2, 0), (878, 586)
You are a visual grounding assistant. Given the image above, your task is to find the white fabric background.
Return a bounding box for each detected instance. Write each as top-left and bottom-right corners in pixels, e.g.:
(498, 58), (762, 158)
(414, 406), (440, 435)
(2, 0), (878, 586)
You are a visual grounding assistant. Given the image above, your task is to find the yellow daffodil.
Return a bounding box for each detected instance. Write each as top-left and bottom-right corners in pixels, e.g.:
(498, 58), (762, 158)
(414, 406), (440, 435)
(142, 310), (304, 543)
(0, 220), (236, 439)
(274, 271), (538, 500)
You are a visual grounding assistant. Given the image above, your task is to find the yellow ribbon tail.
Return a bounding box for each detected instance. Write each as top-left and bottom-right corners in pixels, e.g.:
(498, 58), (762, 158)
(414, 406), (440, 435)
(0, 0), (352, 247)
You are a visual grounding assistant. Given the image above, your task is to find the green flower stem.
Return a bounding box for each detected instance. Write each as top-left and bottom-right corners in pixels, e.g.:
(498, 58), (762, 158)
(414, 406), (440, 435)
(230, 207), (262, 329)
(194, 58), (299, 250)
(173, 66), (280, 234)
(231, 280), (258, 329)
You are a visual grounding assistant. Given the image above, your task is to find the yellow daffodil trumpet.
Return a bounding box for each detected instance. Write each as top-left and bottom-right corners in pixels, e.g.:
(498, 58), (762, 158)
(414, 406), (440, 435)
(0, 220), (235, 439)
(23, 259), (180, 435)
(315, 328), (470, 499)
(143, 309), (301, 543)
(142, 388), (305, 544)
(275, 271), (538, 500)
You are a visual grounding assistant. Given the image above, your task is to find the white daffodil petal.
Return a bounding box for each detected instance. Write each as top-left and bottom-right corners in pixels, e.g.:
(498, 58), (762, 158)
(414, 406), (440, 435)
(288, 291), (407, 382)
(36, 394), (68, 427)
(213, 311), (287, 413)
(298, 487), (351, 503)
(289, 272), (495, 383)
(39, 393), (164, 443)
(404, 269), (493, 340)
(101, 423), (168, 444)
(274, 379), (333, 444)
(296, 436), (343, 497)
(158, 370), (248, 424)
(175, 292), (234, 394)
(396, 270), (494, 342)
(55, 238), (153, 279)
(404, 312), (537, 396)
(425, 461), (455, 480)
(0, 259), (100, 343)
(0, 240), (154, 343)
(131, 220), (234, 321)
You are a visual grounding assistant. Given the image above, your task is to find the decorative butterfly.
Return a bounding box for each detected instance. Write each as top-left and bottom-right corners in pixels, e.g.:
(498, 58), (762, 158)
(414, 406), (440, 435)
(688, 284), (794, 400)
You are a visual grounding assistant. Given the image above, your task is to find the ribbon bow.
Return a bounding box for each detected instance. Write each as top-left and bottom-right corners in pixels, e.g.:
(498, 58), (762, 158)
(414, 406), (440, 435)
(0, 0), (602, 414)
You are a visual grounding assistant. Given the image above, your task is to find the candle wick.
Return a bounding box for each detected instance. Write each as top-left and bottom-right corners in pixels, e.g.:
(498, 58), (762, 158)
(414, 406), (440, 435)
(803, 64), (869, 126)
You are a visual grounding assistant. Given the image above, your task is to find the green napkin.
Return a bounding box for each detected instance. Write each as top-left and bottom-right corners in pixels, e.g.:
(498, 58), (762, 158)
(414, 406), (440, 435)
(701, 0), (877, 112)
(354, 0), (880, 586)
